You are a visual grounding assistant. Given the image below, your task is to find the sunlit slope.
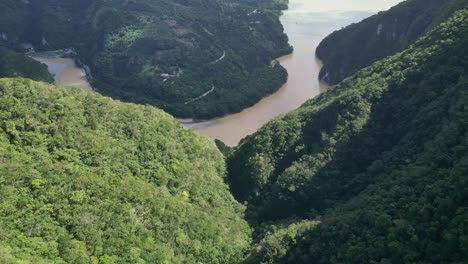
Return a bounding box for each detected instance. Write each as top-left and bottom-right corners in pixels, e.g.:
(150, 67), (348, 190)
(0, 78), (251, 263)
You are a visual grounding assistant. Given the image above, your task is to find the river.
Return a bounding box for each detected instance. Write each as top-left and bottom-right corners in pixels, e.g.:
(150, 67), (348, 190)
(31, 0), (402, 146)
(188, 0), (403, 146)
(31, 56), (93, 92)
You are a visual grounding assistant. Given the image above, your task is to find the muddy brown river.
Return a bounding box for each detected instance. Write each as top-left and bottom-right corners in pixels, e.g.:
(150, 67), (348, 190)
(32, 0), (402, 146)
(31, 57), (93, 92)
(188, 0), (403, 146)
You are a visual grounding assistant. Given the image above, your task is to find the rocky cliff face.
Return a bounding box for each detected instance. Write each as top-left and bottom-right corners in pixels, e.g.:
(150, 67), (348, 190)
(316, 0), (468, 85)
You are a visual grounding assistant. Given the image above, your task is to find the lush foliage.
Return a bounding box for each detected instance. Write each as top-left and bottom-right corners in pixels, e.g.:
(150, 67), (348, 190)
(0, 0), (291, 118)
(228, 10), (468, 263)
(0, 47), (53, 83)
(2, 1), (467, 263)
(0, 78), (251, 263)
(316, 0), (468, 85)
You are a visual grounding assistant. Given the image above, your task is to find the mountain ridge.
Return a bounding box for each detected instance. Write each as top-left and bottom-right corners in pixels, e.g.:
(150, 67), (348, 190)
(0, 77), (251, 263)
(316, 0), (468, 85)
(0, 0), (292, 118)
(228, 8), (468, 263)
(0, 1), (467, 263)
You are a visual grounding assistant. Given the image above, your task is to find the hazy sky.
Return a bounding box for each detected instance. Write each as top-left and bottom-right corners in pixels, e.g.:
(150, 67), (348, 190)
(282, 0), (405, 25)
(289, 0), (404, 13)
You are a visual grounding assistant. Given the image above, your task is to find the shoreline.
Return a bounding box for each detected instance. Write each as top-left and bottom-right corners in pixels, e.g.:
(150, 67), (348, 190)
(185, 0), (403, 147)
(184, 4), (329, 146)
(29, 48), (93, 83)
(30, 50), (94, 92)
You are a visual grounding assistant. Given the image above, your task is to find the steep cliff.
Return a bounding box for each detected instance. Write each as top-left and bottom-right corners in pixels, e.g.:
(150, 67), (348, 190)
(316, 0), (468, 85)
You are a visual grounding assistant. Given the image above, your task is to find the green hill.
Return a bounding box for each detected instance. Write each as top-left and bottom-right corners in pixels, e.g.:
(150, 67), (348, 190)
(0, 0), (291, 118)
(1, 1), (467, 264)
(0, 78), (251, 263)
(316, 0), (468, 85)
(227, 9), (468, 263)
(0, 47), (53, 83)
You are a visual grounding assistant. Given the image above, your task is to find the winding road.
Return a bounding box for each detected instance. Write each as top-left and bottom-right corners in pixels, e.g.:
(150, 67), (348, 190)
(184, 85), (216, 105)
(210, 51), (226, 64)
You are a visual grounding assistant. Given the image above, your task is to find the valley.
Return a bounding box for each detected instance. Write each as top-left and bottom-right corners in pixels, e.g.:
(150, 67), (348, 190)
(177, 0), (404, 145)
(0, 0), (292, 118)
(28, 0), (403, 146)
(0, 0), (467, 263)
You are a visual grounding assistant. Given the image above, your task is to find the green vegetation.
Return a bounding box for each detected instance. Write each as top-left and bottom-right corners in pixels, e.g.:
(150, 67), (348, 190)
(0, 78), (251, 263)
(1, 1), (467, 263)
(228, 9), (468, 263)
(316, 0), (468, 85)
(0, 0), (291, 118)
(0, 47), (53, 82)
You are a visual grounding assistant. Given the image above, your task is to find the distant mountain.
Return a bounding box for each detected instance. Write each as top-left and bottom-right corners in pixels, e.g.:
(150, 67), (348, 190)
(228, 9), (468, 263)
(316, 0), (468, 85)
(0, 78), (251, 263)
(0, 0), (292, 118)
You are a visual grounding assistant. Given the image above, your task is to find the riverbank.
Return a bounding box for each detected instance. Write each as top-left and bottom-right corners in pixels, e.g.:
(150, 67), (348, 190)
(30, 50), (93, 92)
(25, 0), (402, 147)
(189, 0), (403, 146)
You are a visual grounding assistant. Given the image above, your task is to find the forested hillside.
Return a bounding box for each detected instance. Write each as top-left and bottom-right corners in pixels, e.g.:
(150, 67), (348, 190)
(0, 0), (291, 118)
(0, 78), (251, 263)
(1, 1), (467, 264)
(228, 10), (468, 263)
(0, 48), (53, 83)
(316, 0), (468, 85)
